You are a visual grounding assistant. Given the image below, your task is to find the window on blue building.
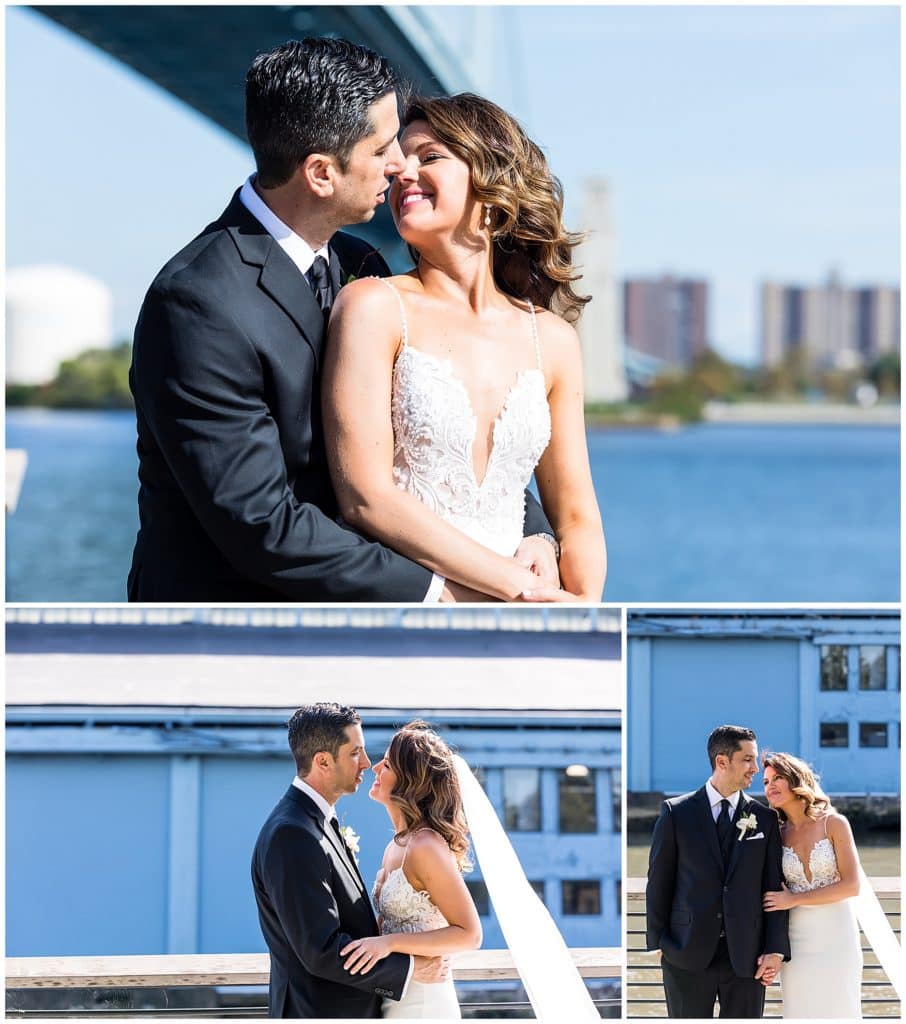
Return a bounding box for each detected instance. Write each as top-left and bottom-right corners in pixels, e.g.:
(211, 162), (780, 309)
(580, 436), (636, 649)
(859, 646), (887, 690)
(558, 767), (597, 833)
(466, 879), (489, 916)
(529, 880), (546, 903)
(820, 722), (848, 747)
(820, 646), (848, 690)
(859, 722), (888, 748)
(562, 880), (601, 915)
(504, 768), (541, 831)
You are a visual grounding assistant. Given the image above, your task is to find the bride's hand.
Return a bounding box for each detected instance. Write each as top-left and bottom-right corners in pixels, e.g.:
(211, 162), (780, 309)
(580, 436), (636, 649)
(763, 885), (797, 911)
(341, 934), (395, 975)
(513, 535), (560, 588)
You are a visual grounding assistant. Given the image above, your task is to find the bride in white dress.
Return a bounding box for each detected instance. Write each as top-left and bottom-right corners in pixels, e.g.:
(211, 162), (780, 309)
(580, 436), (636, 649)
(340, 722), (600, 1020)
(340, 722), (479, 1018)
(322, 92), (606, 602)
(761, 753), (863, 1018)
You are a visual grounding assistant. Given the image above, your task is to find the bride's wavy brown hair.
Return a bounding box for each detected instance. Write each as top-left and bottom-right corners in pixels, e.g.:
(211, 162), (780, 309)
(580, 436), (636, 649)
(386, 720), (472, 872)
(762, 751), (834, 822)
(402, 93), (590, 324)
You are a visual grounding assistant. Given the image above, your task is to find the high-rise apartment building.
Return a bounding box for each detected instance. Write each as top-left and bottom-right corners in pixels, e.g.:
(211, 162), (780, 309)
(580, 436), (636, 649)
(761, 271), (899, 369)
(623, 275), (708, 367)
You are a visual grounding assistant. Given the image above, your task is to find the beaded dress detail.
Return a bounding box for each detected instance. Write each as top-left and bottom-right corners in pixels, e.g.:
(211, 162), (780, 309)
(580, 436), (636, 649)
(382, 280), (551, 557)
(782, 837), (840, 892)
(375, 866), (449, 936)
(372, 829), (461, 1019)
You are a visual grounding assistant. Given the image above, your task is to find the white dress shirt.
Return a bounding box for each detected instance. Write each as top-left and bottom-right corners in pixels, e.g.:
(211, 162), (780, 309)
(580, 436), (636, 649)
(705, 779), (741, 822)
(238, 176), (444, 603)
(290, 776), (414, 995)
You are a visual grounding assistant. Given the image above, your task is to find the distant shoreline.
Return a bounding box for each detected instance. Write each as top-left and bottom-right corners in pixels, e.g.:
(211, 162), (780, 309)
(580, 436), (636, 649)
(585, 401), (900, 430)
(8, 402), (901, 430)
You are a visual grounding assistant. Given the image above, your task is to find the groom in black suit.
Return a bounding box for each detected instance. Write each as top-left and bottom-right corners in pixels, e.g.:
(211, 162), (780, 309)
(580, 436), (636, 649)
(646, 724), (790, 1018)
(252, 703), (445, 1017)
(128, 37), (554, 602)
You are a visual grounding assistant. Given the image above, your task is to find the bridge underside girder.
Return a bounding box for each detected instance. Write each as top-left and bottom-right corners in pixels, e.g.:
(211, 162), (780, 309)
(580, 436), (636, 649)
(34, 5), (451, 146)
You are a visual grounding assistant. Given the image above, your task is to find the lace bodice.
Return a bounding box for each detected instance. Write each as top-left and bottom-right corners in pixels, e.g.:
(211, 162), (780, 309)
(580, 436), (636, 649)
(782, 836), (841, 893)
(373, 867), (449, 936)
(384, 280), (551, 557)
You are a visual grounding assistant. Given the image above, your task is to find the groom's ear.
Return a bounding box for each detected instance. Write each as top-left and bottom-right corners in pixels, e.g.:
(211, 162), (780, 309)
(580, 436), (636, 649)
(300, 153), (338, 198)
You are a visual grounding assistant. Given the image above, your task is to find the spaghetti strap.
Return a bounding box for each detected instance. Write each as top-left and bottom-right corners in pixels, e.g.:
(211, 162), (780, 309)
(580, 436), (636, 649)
(377, 277), (409, 347)
(401, 827), (435, 867)
(525, 299), (542, 370)
(823, 815), (829, 836)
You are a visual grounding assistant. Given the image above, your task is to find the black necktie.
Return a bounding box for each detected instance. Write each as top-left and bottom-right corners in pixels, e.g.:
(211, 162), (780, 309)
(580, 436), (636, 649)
(307, 254), (333, 315)
(716, 798), (733, 865)
(329, 817), (357, 874)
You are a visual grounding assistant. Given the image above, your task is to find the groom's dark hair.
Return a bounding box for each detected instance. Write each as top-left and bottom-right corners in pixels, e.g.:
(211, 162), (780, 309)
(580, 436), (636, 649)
(288, 702), (362, 775)
(707, 724), (757, 768)
(246, 37), (399, 188)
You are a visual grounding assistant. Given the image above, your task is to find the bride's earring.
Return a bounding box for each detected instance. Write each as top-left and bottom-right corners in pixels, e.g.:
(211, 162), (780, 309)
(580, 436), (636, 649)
(484, 204), (492, 228)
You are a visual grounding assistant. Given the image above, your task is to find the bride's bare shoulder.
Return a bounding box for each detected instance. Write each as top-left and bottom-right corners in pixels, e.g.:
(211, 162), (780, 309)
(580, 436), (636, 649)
(407, 827), (455, 865)
(824, 810), (853, 836)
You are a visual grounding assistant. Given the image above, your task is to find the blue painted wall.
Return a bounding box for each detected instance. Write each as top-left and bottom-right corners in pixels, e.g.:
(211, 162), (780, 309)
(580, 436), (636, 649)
(647, 638), (800, 792)
(628, 613), (900, 795)
(6, 756), (171, 955)
(7, 728), (620, 957)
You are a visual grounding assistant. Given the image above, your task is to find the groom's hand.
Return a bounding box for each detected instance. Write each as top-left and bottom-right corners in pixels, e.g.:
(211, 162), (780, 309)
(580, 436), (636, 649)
(755, 953), (781, 986)
(412, 954), (450, 985)
(514, 536), (560, 588)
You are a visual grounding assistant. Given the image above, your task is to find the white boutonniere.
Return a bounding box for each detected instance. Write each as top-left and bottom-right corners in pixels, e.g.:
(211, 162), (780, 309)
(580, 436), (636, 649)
(339, 825), (361, 862)
(736, 813), (758, 841)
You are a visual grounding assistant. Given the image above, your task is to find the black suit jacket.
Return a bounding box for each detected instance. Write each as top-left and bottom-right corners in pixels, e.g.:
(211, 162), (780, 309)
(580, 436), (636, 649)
(646, 787), (790, 977)
(251, 786), (410, 1018)
(128, 191), (552, 602)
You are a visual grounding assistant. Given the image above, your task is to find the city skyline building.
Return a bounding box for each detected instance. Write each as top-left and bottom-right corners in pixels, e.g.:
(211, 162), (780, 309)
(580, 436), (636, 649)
(761, 270), (900, 370)
(623, 274), (709, 368)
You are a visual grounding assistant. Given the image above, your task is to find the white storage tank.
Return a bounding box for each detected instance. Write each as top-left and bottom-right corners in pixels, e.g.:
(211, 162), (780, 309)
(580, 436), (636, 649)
(6, 264), (114, 385)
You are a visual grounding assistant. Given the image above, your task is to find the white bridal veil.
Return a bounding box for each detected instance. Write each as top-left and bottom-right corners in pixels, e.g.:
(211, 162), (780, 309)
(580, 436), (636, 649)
(453, 755), (601, 1021)
(855, 864), (903, 1002)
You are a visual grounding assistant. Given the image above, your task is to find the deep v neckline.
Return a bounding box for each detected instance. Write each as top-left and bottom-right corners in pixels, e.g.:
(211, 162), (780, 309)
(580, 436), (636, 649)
(783, 836), (832, 886)
(395, 345), (544, 490)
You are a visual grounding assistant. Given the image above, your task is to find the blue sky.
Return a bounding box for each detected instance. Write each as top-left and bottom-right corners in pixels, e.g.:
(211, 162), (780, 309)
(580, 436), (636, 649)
(6, 5), (900, 364)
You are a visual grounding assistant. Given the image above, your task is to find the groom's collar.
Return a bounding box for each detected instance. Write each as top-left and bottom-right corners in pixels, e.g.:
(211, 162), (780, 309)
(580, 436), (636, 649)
(239, 175), (329, 277)
(705, 779), (742, 816)
(292, 776), (335, 823)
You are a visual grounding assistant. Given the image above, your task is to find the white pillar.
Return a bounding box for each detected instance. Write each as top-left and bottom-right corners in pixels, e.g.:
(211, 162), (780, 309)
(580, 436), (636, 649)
(575, 179), (628, 403)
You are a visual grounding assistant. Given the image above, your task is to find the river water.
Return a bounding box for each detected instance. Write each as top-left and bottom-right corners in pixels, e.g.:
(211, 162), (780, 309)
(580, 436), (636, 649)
(6, 409), (899, 603)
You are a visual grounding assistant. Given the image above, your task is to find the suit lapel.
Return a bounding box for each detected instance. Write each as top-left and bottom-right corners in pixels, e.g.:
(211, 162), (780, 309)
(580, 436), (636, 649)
(321, 816), (371, 904)
(258, 249), (326, 365)
(224, 192), (327, 367)
(286, 787), (378, 930)
(695, 787), (725, 873)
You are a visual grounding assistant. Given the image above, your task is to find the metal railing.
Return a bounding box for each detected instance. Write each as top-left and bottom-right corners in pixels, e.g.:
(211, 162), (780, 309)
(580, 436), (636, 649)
(626, 877), (901, 1018)
(6, 947), (621, 1019)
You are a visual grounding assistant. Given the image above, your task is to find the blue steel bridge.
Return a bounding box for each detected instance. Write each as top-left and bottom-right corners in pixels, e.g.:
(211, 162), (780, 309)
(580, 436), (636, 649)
(31, 5), (519, 262)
